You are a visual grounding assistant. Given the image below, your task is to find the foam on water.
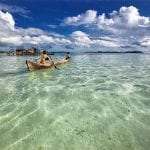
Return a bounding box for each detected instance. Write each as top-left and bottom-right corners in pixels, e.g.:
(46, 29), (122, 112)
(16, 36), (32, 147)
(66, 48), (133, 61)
(0, 53), (150, 150)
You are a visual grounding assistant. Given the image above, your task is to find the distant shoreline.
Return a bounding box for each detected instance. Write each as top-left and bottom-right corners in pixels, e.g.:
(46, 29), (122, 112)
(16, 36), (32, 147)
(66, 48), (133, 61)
(0, 50), (147, 54)
(84, 51), (143, 54)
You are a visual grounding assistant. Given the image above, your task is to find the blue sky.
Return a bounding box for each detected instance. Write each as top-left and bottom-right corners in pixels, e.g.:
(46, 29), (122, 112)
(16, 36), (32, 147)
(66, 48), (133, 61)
(0, 0), (150, 52)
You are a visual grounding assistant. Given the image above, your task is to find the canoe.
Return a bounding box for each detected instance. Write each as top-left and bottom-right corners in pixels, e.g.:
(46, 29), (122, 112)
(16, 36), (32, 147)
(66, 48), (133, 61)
(26, 58), (70, 71)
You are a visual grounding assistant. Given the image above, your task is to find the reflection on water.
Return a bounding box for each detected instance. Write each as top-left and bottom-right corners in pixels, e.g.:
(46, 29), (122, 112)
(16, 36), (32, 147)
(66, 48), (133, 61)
(0, 54), (150, 150)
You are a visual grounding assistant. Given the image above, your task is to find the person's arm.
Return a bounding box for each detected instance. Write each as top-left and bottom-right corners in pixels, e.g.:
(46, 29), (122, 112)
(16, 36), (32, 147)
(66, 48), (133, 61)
(45, 56), (50, 60)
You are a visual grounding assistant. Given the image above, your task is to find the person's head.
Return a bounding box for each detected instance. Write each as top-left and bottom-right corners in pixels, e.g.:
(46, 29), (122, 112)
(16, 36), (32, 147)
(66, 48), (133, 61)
(67, 52), (70, 54)
(43, 50), (47, 54)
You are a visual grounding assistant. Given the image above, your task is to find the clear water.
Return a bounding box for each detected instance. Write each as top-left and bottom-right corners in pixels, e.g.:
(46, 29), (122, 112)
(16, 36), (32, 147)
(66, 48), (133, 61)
(0, 53), (150, 150)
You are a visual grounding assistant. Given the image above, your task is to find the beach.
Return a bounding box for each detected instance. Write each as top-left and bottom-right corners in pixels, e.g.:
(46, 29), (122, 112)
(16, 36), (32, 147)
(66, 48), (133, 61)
(0, 53), (150, 150)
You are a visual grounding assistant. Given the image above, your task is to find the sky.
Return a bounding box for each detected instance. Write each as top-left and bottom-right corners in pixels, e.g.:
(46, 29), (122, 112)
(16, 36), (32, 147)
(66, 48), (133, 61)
(0, 0), (150, 52)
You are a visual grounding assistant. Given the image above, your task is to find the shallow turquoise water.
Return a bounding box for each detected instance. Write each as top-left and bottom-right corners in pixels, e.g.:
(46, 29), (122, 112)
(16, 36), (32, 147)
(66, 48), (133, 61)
(0, 53), (150, 150)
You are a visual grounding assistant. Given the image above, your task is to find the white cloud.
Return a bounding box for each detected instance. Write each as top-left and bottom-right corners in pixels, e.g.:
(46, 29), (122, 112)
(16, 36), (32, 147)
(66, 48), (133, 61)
(98, 5), (150, 32)
(63, 6), (150, 51)
(15, 27), (45, 36)
(71, 31), (92, 47)
(64, 6), (150, 29)
(70, 31), (120, 48)
(64, 10), (97, 25)
(140, 36), (150, 47)
(1, 6), (150, 52)
(0, 10), (15, 30)
(92, 38), (120, 48)
(0, 10), (71, 48)
(71, 31), (89, 37)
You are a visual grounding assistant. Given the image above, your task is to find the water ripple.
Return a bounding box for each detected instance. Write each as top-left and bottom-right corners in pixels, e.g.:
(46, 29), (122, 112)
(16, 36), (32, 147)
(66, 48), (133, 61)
(0, 54), (150, 150)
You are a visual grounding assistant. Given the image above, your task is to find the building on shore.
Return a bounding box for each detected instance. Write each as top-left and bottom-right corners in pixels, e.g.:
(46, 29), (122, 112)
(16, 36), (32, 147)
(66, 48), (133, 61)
(16, 48), (26, 55)
(26, 47), (40, 55)
(7, 51), (16, 56)
(7, 47), (40, 55)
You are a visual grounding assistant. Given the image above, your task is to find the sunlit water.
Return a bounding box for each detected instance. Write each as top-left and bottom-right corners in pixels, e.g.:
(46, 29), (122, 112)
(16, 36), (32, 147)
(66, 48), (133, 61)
(0, 53), (150, 150)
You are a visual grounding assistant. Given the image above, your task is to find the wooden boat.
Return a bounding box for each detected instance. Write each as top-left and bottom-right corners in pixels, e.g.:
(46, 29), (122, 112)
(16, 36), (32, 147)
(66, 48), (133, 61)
(26, 58), (70, 71)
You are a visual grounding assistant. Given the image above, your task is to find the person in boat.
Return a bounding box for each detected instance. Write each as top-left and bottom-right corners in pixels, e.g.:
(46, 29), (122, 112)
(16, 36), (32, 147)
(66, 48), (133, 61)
(40, 50), (50, 64)
(65, 52), (71, 60)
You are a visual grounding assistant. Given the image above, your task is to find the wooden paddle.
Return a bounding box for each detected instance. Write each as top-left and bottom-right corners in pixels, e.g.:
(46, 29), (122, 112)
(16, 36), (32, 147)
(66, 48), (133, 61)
(49, 55), (59, 69)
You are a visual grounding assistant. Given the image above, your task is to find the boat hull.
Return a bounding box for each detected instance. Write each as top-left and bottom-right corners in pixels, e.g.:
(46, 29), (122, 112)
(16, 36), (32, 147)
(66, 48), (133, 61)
(26, 59), (70, 71)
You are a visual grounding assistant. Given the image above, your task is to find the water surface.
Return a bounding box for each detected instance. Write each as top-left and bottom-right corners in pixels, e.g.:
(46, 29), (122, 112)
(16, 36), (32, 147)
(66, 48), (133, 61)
(0, 53), (150, 150)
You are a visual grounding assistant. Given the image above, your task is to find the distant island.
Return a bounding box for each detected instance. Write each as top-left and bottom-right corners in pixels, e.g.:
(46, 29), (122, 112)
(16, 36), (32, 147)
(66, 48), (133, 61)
(0, 51), (6, 53)
(0, 48), (63, 55)
(84, 51), (143, 53)
(0, 49), (144, 55)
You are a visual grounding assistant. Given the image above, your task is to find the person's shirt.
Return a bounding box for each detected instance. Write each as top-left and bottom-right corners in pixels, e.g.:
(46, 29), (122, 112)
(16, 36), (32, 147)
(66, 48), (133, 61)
(40, 54), (48, 64)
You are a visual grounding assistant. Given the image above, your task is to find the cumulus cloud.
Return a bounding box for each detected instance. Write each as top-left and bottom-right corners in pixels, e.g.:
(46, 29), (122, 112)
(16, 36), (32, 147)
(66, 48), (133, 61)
(64, 6), (150, 29)
(140, 36), (150, 47)
(0, 10), (15, 30)
(63, 6), (150, 51)
(0, 10), (71, 48)
(71, 31), (89, 37)
(1, 5), (150, 51)
(63, 10), (97, 26)
(71, 31), (92, 47)
(70, 31), (120, 48)
(96, 5), (150, 35)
